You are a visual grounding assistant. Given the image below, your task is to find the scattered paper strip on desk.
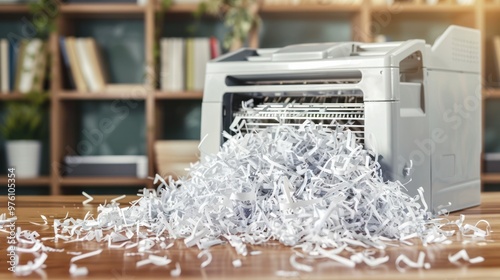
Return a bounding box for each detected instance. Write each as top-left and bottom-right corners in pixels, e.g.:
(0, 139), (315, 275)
(9, 121), (494, 277)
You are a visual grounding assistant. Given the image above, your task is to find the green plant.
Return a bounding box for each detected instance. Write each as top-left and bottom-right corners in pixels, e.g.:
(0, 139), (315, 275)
(29, 0), (59, 40)
(197, 0), (260, 50)
(0, 92), (48, 140)
(152, 0), (174, 87)
(28, 0), (58, 86)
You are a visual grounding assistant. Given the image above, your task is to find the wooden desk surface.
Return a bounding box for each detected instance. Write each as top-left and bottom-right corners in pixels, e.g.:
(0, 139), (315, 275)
(1, 193), (500, 280)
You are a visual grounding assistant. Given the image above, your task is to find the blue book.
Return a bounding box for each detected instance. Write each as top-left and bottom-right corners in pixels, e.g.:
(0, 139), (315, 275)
(59, 36), (75, 89)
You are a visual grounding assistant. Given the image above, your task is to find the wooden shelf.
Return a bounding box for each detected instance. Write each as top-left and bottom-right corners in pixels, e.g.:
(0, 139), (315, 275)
(0, 4), (29, 13)
(60, 4), (145, 15)
(155, 91), (203, 100)
(482, 173), (500, 184)
(484, 3), (500, 13)
(58, 91), (148, 100)
(483, 88), (500, 99)
(60, 177), (149, 187)
(371, 4), (474, 13)
(260, 3), (360, 14)
(1, 176), (51, 186)
(0, 93), (31, 100)
(161, 3), (199, 13)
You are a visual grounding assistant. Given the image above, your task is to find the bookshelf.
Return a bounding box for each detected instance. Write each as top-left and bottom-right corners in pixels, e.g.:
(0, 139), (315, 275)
(0, 0), (499, 194)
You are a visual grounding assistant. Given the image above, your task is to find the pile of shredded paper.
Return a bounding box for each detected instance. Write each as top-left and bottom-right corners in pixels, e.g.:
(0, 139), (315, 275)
(158, 121), (434, 248)
(2, 121), (490, 276)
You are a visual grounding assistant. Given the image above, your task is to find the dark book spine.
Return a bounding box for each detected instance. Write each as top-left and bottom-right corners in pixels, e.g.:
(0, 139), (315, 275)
(8, 41), (16, 91)
(59, 37), (76, 89)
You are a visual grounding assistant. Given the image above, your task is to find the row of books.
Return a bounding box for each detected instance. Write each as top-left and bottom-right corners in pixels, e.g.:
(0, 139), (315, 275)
(60, 37), (109, 93)
(160, 37), (220, 92)
(0, 39), (47, 94)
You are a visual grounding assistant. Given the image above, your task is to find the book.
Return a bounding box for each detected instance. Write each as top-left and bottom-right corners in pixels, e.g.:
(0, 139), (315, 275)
(86, 38), (108, 89)
(0, 39), (8, 93)
(193, 38), (201, 91)
(161, 38), (181, 92)
(0, 41), (2, 93)
(76, 38), (100, 93)
(162, 38), (185, 92)
(494, 36), (500, 84)
(8, 40), (17, 91)
(13, 40), (26, 92)
(160, 37), (217, 92)
(160, 38), (169, 91)
(193, 38), (210, 91)
(209, 36), (220, 59)
(176, 38), (186, 91)
(65, 37), (88, 92)
(59, 37), (76, 89)
(17, 39), (42, 93)
(185, 38), (194, 91)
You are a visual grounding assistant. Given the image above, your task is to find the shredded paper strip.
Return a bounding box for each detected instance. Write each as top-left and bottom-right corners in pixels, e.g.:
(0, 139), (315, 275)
(10, 120), (491, 276)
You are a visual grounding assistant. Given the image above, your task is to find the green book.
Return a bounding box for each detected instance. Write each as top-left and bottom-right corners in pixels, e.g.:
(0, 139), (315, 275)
(185, 38), (194, 91)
